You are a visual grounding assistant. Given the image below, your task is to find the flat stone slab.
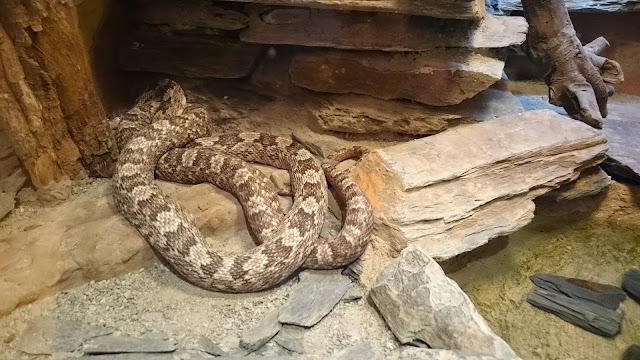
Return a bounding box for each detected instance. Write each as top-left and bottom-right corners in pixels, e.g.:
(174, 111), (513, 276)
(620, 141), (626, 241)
(331, 342), (379, 360)
(278, 270), (352, 327)
(222, 0), (485, 19)
(198, 335), (228, 356)
(118, 30), (265, 78)
(16, 317), (113, 355)
(490, 0), (640, 13)
(530, 273), (626, 310)
(542, 166), (611, 202)
(391, 348), (509, 360)
(527, 286), (624, 338)
(290, 49), (504, 106)
(83, 335), (177, 354)
(601, 100), (640, 183)
(137, 0), (248, 31)
(241, 9), (526, 51)
(622, 268), (640, 303)
(370, 246), (519, 358)
(273, 325), (306, 354)
(311, 83), (524, 135)
(240, 309), (283, 352)
(351, 110), (608, 259)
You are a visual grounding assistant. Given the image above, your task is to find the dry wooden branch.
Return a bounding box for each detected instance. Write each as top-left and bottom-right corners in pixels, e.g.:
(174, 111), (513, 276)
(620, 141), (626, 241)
(521, 0), (624, 129)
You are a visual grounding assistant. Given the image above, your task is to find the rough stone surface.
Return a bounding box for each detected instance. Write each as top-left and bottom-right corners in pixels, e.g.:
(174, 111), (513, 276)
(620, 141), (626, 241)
(278, 270), (352, 327)
(138, 0), (248, 31)
(601, 101), (640, 183)
(223, 0), (485, 19)
(290, 49), (504, 106)
(119, 30), (265, 78)
(241, 9), (526, 51)
(370, 246), (519, 358)
(391, 348), (506, 360)
(490, 0), (640, 13)
(351, 110), (608, 259)
(15, 317), (113, 355)
(273, 325), (306, 354)
(198, 335), (228, 356)
(530, 273), (627, 310)
(240, 309), (283, 352)
(622, 268), (640, 303)
(312, 83), (523, 135)
(542, 167), (611, 201)
(0, 181), (249, 316)
(331, 342), (380, 360)
(83, 335), (177, 354)
(527, 286), (624, 337)
(341, 286), (363, 302)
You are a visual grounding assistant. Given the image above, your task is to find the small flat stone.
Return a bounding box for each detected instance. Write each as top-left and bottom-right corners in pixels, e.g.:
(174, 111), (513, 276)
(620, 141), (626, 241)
(273, 325), (306, 354)
(530, 273), (627, 310)
(270, 169), (291, 196)
(391, 348), (508, 360)
(291, 130), (352, 158)
(278, 270), (352, 327)
(240, 309), (282, 352)
(197, 335), (227, 356)
(623, 344), (640, 360)
(527, 286), (623, 337)
(331, 342), (379, 360)
(83, 335), (177, 354)
(341, 285), (363, 302)
(16, 317), (113, 355)
(622, 269), (640, 303)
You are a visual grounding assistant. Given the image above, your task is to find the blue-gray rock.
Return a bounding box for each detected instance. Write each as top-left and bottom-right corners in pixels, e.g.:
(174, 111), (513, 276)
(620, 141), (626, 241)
(278, 270), (352, 327)
(15, 317), (113, 355)
(240, 309), (282, 352)
(622, 269), (640, 303)
(601, 101), (640, 183)
(527, 286), (623, 337)
(83, 335), (177, 354)
(530, 273), (626, 310)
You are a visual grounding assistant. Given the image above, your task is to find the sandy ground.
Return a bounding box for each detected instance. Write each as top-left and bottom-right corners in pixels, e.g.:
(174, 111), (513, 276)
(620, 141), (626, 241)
(0, 79), (639, 359)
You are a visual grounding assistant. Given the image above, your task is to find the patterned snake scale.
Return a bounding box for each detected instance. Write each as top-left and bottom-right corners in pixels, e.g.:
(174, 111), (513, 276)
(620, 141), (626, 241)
(113, 79), (373, 293)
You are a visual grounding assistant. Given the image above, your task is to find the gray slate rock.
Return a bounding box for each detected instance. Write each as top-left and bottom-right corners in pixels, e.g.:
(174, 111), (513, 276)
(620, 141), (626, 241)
(370, 246), (519, 359)
(527, 286), (623, 337)
(240, 309), (282, 352)
(278, 270), (352, 327)
(623, 344), (640, 360)
(622, 268), (640, 303)
(273, 325), (306, 354)
(83, 335), (177, 354)
(341, 285), (363, 302)
(197, 335), (227, 356)
(16, 317), (113, 355)
(530, 273), (627, 310)
(601, 101), (640, 183)
(331, 342), (379, 360)
(391, 347), (506, 360)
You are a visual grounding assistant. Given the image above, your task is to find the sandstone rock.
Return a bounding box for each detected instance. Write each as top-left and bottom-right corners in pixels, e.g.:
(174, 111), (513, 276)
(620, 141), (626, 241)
(601, 101), (640, 183)
(241, 9), (526, 51)
(542, 166), (611, 201)
(370, 246), (519, 358)
(391, 348), (507, 360)
(290, 49), (504, 106)
(312, 84), (523, 135)
(224, 0), (485, 19)
(278, 270), (352, 327)
(490, 0), (640, 13)
(137, 0), (248, 31)
(0, 181), (250, 316)
(351, 110), (608, 259)
(119, 30), (265, 78)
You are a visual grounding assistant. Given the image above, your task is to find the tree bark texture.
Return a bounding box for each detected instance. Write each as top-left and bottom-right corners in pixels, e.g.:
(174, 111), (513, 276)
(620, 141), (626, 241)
(0, 0), (117, 187)
(521, 0), (623, 129)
